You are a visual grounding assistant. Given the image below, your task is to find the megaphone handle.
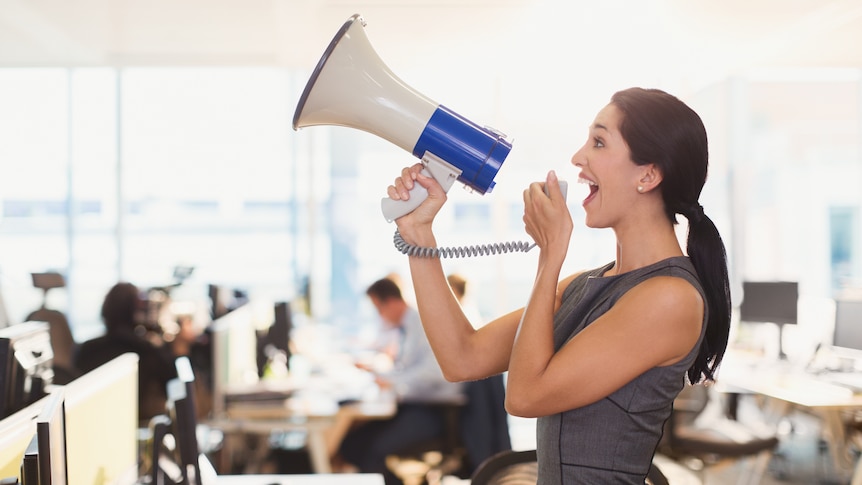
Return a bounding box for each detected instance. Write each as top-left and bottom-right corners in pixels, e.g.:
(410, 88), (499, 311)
(381, 168), (432, 222)
(381, 153), (461, 222)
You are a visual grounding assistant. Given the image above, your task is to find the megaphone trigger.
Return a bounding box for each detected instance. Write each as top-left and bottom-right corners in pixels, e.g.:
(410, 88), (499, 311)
(381, 152), (461, 223)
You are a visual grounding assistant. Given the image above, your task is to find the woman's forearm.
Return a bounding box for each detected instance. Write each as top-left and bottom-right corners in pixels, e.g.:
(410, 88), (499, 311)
(505, 252), (564, 414)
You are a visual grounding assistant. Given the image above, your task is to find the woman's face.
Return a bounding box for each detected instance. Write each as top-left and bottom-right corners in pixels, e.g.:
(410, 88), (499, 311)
(571, 103), (642, 228)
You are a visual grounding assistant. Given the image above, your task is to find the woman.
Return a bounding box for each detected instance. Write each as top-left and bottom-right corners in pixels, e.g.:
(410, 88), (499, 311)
(76, 282), (178, 424)
(386, 87), (731, 483)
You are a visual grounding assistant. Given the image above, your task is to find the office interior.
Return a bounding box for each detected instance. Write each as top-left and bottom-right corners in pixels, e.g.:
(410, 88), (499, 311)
(2, 1), (862, 484)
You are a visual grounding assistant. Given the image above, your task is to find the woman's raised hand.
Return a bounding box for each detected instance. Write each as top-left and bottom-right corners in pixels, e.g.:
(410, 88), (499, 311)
(386, 163), (449, 232)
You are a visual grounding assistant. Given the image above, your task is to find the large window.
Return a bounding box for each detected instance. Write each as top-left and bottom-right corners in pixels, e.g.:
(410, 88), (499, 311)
(0, 67), (311, 339)
(3, 65), (860, 354)
(0, 68), (72, 327)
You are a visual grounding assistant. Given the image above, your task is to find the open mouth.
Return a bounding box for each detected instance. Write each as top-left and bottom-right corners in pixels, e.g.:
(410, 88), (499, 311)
(578, 176), (598, 204)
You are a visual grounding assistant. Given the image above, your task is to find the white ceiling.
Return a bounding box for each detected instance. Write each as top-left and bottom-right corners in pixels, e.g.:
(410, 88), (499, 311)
(2, 0), (862, 77)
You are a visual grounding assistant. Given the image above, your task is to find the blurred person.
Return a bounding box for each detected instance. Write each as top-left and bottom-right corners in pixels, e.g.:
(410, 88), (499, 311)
(336, 276), (463, 484)
(447, 273), (486, 329)
(75, 282), (178, 424)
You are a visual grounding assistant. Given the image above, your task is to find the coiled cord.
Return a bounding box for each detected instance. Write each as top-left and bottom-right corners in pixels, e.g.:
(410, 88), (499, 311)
(393, 230), (536, 258)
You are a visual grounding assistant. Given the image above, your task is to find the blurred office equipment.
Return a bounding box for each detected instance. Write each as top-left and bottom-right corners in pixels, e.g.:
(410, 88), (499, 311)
(739, 281), (799, 360)
(458, 375), (511, 475)
(208, 285), (248, 321)
(27, 272), (78, 384)
(0, 321), (53, 419)
(831, 299), (862, 360)
(385, 374), (511, 484)
(64, 353), (140, 485)
(207, 301), (397, 475)
(24, 387), (68, 485)
(469, 449), (537, 485)
(658, 384), (779, 485)
(168, 357), (205, 485)
(0, 282), (10, 330)
(151, 355), (387, 485)
(148, 356), (210, 485)
(816, 298), (862, 391)
(2, 353), (140, 484)
(256, 301), (293, 378)
(0, 391), (44, 480)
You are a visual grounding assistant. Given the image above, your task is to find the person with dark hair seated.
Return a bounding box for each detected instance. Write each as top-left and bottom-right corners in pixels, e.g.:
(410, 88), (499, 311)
(75, 281), (178, 424)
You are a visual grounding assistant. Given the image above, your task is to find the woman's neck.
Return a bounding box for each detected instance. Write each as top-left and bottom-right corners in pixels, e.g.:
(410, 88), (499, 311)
(607, 217), (683, 276)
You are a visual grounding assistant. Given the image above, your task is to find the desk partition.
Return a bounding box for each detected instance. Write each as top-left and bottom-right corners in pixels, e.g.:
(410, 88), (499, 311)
(210, 303), (261, 418)
(0, 398), (43, 480)
(64, 353), (140, 485)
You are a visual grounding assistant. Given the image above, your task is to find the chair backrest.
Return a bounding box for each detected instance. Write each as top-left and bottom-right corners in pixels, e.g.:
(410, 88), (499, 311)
(459, 374), (512, 474)
(26, 308), (77, 384)
(661, 384), (779, 460)
(658, 384), (709, 456)
(469, 449), (537, 485)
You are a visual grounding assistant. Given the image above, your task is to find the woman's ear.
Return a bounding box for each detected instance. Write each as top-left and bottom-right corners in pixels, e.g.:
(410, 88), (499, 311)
(638, 164), (663, 193)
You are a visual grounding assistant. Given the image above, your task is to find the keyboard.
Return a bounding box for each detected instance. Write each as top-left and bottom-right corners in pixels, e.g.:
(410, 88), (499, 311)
(225, 389), (293, 404)
(819, 371), (862, 393)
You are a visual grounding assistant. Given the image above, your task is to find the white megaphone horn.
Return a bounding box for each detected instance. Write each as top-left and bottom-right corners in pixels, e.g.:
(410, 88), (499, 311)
(293, 14), (512, 222)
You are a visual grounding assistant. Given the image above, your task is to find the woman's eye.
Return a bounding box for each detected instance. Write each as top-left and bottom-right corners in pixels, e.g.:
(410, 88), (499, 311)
(593, 138), (604, 148)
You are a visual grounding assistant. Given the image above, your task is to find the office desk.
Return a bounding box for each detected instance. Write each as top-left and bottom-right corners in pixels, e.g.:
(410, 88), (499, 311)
(207, 385), (397, 474)
(718, 354), (862, 484)
(213, 473), (384, 485)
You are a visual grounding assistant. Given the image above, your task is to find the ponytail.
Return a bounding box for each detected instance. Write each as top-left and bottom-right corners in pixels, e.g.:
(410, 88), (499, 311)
(684, 209), (731, 383)
(610, 87), (731, 383)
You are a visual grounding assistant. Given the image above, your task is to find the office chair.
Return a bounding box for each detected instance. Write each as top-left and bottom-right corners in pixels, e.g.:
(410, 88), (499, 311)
(387, 374), (512, 484)
(28, 272), (78, 384)
(469, 450), (676, 485)
(385, 397), (469, 485)
(658, 384), (779, 485)
(469, 449), (537, 485)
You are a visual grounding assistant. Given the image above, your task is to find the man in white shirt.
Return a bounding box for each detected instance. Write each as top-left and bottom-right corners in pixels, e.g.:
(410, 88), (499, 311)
(338, 277), (463, 484)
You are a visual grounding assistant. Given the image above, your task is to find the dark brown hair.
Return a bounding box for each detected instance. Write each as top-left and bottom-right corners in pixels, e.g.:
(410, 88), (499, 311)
(611, 87), (731, 384)
(101, 282), (141, 333)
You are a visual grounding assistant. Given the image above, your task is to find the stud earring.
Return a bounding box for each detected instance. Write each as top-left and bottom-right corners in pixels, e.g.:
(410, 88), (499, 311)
(637, 186), (644, 193)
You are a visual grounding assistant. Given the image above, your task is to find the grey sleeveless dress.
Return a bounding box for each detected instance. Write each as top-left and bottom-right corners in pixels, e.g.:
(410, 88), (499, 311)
(536, 256), (707, 484)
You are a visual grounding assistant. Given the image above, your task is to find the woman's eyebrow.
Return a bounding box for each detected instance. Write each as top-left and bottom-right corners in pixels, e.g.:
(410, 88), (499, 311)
(592, 123), (610, 133)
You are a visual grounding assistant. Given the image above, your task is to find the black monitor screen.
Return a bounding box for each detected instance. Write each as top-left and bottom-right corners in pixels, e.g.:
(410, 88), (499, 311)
(20, 389), (67, 485)
(208, 284), (228, 321)
(739, 281), (798, 325)
(257, 301), (293, 376)
(21, 435), (39, 485)
(36, 388), (67, 485)
(167, 357), (201, 485)
(0, 322), (53, 419)
(833, 299), (862, 353)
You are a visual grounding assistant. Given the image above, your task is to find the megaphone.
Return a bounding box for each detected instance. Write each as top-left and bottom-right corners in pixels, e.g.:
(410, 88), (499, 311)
(293, 14), (512, 222)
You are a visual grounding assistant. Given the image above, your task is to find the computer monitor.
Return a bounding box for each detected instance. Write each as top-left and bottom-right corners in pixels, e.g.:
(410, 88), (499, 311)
(0, 287), (10, 330)
(210, 303), (259, 418)
(0, 322), (53, 419)
(739, 281), (798, 359)
(0, 398), (42, 481)
(832, 299), (862, 359)
(166, 357), (202, 485)
(64, 353), (139, 485)
(21, 434), (39, 485)
(208, 285), (248, 321)
(33, 388), (67, 485)
(739, 281), (799, 325)
(208, 284), (228, 321)
(257, 301), (293, 376)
